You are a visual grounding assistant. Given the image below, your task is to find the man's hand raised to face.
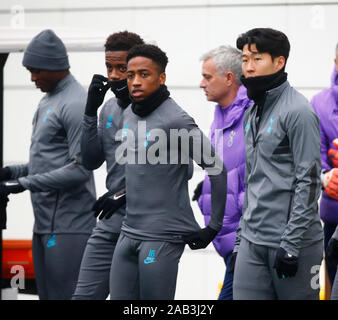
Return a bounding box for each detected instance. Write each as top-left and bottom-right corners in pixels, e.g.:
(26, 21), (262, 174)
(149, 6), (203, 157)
(85, 74), (112, 117)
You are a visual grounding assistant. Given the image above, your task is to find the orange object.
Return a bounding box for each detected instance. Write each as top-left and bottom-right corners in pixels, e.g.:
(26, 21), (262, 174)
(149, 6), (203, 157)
(2, 239), (35, 279)
(323, 168), (338, 200)
(333, 138), (338, 149)
(328, 148), (338, 168)
(328, 138), (338, 168)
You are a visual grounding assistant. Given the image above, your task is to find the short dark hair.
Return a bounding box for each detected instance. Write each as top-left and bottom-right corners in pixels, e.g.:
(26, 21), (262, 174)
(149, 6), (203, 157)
(236, 28), (290, 63)
(126, 44), (168, 73)
(104, 31), (144, 52)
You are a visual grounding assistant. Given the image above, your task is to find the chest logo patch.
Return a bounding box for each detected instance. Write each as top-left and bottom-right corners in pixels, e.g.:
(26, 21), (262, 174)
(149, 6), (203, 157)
(144, 130), (151, 147)
(106, 115), (114, 129)
(267, 116), (275, 133)
(42, 108), (51, 123)
(227, 130), (236, 147)
(121, 124), (129, 140)
(245, 122), (250, 133)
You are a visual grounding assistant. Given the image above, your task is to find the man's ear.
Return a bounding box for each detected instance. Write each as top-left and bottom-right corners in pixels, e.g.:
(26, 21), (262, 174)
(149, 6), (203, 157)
(225, 71), (235, 86)
(274, 56), (286, 72)
(160, 72), (166, 85)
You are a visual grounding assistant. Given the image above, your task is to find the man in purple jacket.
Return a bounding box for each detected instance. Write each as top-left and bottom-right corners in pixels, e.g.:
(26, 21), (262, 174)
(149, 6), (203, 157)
(311, 42), (338, 292)
(194, 45), (252, 300)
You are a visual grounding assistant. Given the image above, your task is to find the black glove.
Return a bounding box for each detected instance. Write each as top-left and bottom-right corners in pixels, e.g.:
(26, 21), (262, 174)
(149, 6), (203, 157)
(183, 226), (218, 250)
(326, 237), (338, 267)
(0, 180), (25, 196)
(227, 252), (238, 274)
(192, 180), (203, 201)
(0, 167), (12, 182)
(85, 74), (112, 116)
(93, 188), (126, 220)
(0, 194), (9, 230)
(273, 247), (298, 279)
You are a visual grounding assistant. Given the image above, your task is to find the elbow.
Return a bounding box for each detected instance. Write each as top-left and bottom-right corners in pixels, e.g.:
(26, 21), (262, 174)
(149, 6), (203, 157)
(78, 153), (102, 171)
(81, 160), (100, 171)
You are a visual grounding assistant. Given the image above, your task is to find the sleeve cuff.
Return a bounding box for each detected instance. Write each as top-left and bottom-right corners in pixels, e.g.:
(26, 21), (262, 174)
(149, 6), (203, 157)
(18, 177), (30, 191)
(280, 242), (299, 258)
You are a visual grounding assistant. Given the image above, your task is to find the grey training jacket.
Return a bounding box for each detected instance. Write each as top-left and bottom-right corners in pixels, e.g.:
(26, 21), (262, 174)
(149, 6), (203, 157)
(81, 97), (127, 233)
(81, 97), (194, 234)
(9, 74), (96, 235)
(120, 97), (227, 242)
(235, 81), (323, 257)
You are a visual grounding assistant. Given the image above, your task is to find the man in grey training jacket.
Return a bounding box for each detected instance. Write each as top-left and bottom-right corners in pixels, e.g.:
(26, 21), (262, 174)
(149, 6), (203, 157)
(0, 29), (96, 299)
(72, 31), (144, 300)
(108, 44), (227, 300)
(232, 28), (323, 300)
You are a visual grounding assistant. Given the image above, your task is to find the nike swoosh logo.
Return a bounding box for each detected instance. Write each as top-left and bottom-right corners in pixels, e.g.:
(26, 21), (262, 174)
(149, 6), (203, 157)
(115, 86), (127, 92)
(144, 258), (156, 264)
(46, 242), (55, 248)
(113, 193), (125, 200)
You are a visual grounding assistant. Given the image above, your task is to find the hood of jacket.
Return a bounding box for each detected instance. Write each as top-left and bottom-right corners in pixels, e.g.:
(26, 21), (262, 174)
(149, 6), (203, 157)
(331, 66), (338, 103)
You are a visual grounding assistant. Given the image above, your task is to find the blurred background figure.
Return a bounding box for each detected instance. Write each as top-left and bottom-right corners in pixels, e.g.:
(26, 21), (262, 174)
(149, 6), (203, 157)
(311, 42), (338, 298)
(0, 29), (96, 299)
(194, 45), (251, 300)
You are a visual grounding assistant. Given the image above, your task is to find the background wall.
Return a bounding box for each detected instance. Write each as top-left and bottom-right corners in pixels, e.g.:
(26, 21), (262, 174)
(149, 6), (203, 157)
(0, 0), (337, 299)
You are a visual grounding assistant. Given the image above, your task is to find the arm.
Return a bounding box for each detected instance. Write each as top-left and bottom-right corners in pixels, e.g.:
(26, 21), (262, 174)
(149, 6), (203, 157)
(237, 162), (246, 213)
(333, 226), (338, 240)
(178, 113), (227, 248)
(18, 159), (91, 192)
(18, 101), (92, 192)
(326, 223), (338, 267)
(80, 74), (112, 170)
(318, 121), (331, 171)
(233, 179), (247, 254)
(188, 127), (227, 232)
(233, 110), (251, 253)
(81, 112), (105, 170)
(6, 164), (29, 179)
(311, 97), (331, 171)
(232, 164), (246, 253)
(280, 106), (322, 257)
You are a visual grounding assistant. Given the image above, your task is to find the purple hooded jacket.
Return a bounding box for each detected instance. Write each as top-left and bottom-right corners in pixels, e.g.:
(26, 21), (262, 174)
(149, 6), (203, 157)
(198, 85), (252, 258)
(311, 67), (338, 224)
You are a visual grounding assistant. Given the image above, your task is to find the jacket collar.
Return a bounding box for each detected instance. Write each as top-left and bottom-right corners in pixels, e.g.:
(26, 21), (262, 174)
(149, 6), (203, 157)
(213, 85), (252, 130)
(49, 73), (74, 95)
(262, 80), (289, 111)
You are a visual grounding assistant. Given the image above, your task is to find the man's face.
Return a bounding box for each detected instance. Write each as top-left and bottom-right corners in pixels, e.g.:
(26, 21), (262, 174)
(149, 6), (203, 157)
(105, 51), (128, 81)
(127, 56), (165, 101)
(241, 43), (285, 78)
(200, 58), (230, 104)
(27, 67), (61, 92)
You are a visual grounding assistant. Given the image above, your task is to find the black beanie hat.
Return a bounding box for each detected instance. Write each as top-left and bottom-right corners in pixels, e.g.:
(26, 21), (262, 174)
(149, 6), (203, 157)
(22, 29), (70, 71)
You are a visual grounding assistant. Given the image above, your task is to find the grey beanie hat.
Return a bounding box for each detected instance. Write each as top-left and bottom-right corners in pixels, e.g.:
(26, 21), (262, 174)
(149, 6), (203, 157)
(23, 29), (70, 71)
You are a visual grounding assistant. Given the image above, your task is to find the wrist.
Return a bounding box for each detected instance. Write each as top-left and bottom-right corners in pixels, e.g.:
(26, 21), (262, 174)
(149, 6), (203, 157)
(0, 167), (12, 181)
(321, 169), (328, 185)
(84, 104), (98, 117)
(279, 245), (299, 258)
(206, 226), (218, 239)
